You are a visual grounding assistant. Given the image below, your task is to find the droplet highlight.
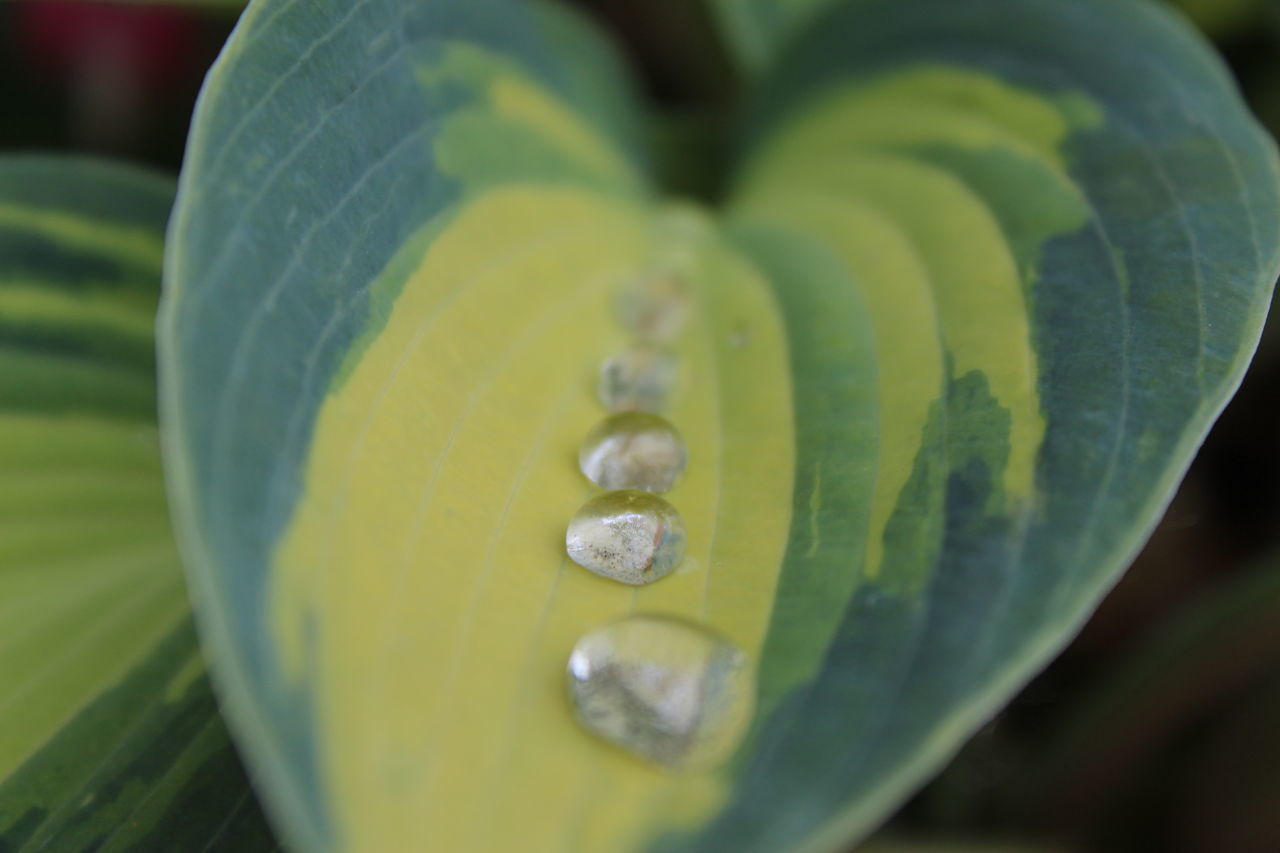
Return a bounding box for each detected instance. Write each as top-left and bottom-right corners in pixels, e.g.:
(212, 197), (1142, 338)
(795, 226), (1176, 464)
(565, 490), (686, 585)
(567, 614), (755, 770)
(597, 346), (680, 413)
(579, 411), (687, 492)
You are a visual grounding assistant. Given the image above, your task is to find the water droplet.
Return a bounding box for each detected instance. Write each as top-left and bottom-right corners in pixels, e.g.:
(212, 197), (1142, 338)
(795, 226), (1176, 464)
(565, 491), (686, 585)
(579, 412), (687, 492)
(567, 614), (755, 770)
(655, 204), (712, 245)
(615, 267), (693, 342)
(597, 346), (680, 413)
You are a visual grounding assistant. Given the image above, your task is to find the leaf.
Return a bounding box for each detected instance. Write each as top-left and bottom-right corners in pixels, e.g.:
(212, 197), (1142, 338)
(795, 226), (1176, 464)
(159, 0), (1280, 851)
(1172, 0), (1267, 39)
(859, 841), (1068, 853)
(0, 155), (277, 852)
(705, 0), (841, 76)
(706, 0), (1279, 84)
(1026, 549), (1280, 832)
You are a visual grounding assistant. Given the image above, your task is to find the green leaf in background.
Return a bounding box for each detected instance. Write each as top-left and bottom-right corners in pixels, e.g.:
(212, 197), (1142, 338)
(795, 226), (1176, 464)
(0, 156), (277, 852)
(707, 0), (840, 76)
(159, 0), (1280, 852)
(706, 0), (1274, 77)
(859, 842), (1067, 853)
(1027, 548), (1280, 842)
(1172, 0), (1267, 38)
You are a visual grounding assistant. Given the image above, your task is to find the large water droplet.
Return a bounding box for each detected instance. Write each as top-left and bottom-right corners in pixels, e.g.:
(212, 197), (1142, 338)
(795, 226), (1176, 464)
(615, 267), (692, 343)
(567, 614), (755, 770)
(579, 412), (687, 492)
(565, 491), (686, 585)
(598, 346), (679, 414)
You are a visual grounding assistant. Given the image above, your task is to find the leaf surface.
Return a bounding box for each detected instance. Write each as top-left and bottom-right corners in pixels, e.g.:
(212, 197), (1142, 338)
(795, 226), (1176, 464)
(0, 156), (277, 852)
(160, 1), (1280, 851)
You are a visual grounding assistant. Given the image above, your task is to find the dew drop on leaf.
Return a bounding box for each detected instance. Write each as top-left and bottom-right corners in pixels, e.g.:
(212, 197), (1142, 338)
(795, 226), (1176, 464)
(579, 411), (688, 492)
(597, 346), (680, 413)
(567, 613), (755, 770)
(565, 490), (686, 585)
(614, 266), (693, 342)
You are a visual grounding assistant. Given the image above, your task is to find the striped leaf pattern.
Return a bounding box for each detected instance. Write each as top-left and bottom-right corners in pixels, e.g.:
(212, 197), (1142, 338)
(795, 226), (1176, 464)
(159, 1), (1280, 851)
(0, 156), (277, 853)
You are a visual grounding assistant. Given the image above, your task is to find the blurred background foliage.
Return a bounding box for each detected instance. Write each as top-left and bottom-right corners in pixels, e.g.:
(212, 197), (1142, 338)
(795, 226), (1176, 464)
(0, 1), (1276, 850)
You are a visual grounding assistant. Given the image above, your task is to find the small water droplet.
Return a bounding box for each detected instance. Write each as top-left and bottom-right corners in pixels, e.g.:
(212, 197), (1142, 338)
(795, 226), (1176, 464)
(566, 613), (755, 770)
(615, 267), (693, 342)
(565, 491), (686, 585)
(598, 346), (680, 413)
(579, 412), (687, 492)
(655, 204), (712, 244)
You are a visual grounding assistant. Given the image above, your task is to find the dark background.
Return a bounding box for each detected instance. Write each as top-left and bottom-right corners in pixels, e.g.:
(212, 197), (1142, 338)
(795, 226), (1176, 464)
(2, 1), (1277, 850)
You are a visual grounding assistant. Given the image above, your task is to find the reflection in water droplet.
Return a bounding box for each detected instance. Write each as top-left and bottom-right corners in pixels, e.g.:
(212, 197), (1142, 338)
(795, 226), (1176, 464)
(567, 614), (755, 770)
(598, 346), (680, 414)
(579, 412), (687, 492)
(615, 267), (692, 343)
(565, 491), (686, 585)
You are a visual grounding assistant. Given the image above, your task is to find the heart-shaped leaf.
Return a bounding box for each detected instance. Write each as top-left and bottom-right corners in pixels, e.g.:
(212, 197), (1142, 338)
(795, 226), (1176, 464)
(160, 1), (1280, 851)
(0, 155), (277, 852)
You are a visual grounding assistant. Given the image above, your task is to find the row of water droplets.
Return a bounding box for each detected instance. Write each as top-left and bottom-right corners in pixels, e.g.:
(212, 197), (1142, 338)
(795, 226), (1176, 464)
(562, 212), (755, 771)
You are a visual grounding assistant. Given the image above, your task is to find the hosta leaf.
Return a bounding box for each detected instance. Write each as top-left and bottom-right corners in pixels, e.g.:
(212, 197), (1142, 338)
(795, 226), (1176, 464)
(705, 1), (1278, 848)
(160, 1), (1280, 852)
(0, 156), (277, 852)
